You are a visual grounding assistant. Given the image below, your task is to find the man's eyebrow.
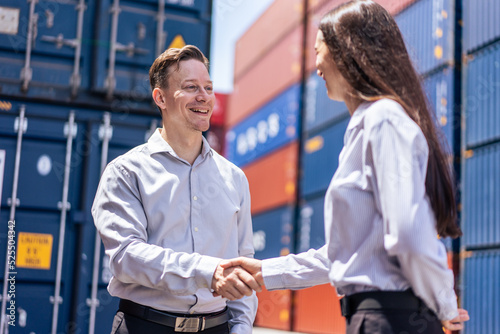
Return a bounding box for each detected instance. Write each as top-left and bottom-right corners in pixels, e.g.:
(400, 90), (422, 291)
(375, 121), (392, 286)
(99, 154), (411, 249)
(182, 79), (213, 84)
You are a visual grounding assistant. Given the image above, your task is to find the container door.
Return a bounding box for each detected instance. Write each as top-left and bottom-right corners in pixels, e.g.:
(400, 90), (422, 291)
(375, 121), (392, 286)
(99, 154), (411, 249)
(0, 0), (91, 100)
(76, 114), (158, 334)
(0, 106), (80, 333)
(92, 0), (212, 100)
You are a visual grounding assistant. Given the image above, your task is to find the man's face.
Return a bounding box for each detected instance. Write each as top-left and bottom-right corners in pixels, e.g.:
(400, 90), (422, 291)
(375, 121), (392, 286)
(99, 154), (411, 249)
(162, 59), (215, 133)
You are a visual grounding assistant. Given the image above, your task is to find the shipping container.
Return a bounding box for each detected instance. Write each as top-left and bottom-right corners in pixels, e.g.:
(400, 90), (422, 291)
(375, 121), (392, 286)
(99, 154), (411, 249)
(301, 116), (349, 198)
(463, 0), (500, 54)
(227, 26), (303, 128)
(252, 205), (295, 261)
(298, 195), (326, 253)
(206, 124), (225, 155)
(464, 41), (500, 148)
(462, 142), (500, 249)
(243, 141), (298, 215)
(462, 249), (500, 334)
(212, 92), (227, 126)
(226, 84), (300, 167)
(0, 0), (211, 109)
(304, 71), (348, 133)
(0, 100), (160, 334)
(234, 0), (304, 81)
(293, 284), (345, 334)
(423, 66), (455, 152)
(395, 0), (455, 75)
(254, 288), (292, 331)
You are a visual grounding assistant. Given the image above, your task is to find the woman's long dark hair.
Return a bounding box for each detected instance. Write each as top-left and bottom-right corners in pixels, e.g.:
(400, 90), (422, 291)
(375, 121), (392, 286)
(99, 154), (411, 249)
(319, 0), (461, 238)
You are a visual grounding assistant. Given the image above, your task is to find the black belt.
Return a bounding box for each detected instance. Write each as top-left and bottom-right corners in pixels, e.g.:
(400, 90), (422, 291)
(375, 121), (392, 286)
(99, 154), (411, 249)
(119, 299), (229, 332)
(340, 290), (424, 318)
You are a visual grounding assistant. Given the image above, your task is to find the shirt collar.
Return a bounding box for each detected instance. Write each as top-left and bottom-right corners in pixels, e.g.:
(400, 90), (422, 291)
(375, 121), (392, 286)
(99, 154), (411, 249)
(346, 100), (372, 131)
(147, 128), (213, 158)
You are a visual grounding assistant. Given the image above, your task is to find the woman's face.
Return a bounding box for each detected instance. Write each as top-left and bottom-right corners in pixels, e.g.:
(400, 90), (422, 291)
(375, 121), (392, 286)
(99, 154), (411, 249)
(315, 30), (350, 102)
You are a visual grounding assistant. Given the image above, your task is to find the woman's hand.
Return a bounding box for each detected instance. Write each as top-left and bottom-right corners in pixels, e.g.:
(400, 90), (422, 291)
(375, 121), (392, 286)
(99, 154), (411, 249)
(441, 308), (469, 331)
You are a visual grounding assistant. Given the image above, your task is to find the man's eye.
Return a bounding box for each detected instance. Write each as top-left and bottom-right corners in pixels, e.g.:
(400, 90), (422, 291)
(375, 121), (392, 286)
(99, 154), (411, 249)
(206, 86), (213, 93)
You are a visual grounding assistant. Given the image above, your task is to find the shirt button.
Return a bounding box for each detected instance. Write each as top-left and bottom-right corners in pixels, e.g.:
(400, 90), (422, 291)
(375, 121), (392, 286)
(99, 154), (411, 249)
(193, 196), (198, 201)
(194, 227), (199, 232)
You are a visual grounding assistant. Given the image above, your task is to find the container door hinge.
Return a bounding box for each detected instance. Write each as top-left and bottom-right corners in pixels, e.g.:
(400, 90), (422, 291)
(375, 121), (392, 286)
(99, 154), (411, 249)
(49, 296), (63, 305)
(86, 298), (100, 308)
(14, 117), (28, 134)
(7, 198), (20, 207)
(57, 201), (71, 211)
(64, 120), (78, 138)
(98, 124), (113, 141)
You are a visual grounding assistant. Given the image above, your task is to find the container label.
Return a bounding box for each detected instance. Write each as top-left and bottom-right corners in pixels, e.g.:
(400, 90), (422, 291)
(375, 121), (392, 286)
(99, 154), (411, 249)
(0, 7), (20, 35)
(16, 232), (53, 270)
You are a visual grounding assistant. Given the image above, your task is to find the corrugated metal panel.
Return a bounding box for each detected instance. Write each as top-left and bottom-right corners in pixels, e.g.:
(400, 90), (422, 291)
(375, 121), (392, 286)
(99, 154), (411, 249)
(464, 42), (500, 147)
(304, 71), (348, 133)
(423, 66), (455, 152)
(212, 93), (227, 126)
(395, 0), (454, 74)
(226, 84), (300, 167)
(298, 195), (326, 253)
(301, 117), (349, 197)
(463, 143), (500, 249)
(462, 249), (500, 334)
(254, 288), (292, 331)
(234, 0), (304, 80)
(227, 25), (303, 128)
(243, 141), (298, 215)
(293, 284), (345, 334)
(464, 0), (500, 53)
(0, 0), (211, 106)
(252, 205), (295, 260)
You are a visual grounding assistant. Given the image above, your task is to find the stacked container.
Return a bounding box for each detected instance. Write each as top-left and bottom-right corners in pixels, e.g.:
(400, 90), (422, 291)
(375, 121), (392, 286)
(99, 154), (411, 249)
(461, 1), (500, 333)
(0, 1), (212, 333)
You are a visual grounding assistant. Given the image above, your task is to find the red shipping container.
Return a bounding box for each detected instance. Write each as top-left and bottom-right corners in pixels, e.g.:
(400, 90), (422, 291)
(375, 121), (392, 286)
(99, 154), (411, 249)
(227, 26), (303, 128)
(211, 93), (227, 126)
(254, 287), (292, 331)
(293, 284), (345, 334)
(206, 125), (225, 155)
(243, 141), (298, 215)
(234, 0), (304, 81)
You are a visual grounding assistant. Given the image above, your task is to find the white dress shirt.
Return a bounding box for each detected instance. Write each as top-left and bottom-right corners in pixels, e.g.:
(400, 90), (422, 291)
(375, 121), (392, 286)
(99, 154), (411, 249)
(92, 129), (257, 333)
(262, 99), (458, 321)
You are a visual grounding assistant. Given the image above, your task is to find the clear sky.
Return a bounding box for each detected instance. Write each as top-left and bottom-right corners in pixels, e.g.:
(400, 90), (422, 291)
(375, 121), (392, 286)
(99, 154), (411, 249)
(210, 0), (275, 93)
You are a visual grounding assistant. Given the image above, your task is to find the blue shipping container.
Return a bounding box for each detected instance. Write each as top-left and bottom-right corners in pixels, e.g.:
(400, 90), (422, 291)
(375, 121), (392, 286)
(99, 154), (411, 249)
(463, 142), (500, 249)
(396, 0), (454, 74)
(298, 195), (326, 253)
(252, 205), (295, 260)
(0, 100), (160, 334)
(423, 66), (455, 153)
(300, 116), (350, 198)
(464, 41), (500, 148)
(0, 0), (211, 107)
(462, 249), (500, 334)
(464, 0), (500, 53)
(225, 84), (300, 167)
(304, 71), (347, 133)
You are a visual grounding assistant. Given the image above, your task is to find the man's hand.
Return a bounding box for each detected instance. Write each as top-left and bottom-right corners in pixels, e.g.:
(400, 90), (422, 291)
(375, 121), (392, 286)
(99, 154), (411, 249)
(211, 263), (262, 300)
(219, 257), (264, 287)
(441, 308), (469, 331)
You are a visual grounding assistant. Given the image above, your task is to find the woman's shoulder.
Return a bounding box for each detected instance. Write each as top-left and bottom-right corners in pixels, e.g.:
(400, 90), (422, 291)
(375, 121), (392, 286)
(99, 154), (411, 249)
(363, 98), (417, 130)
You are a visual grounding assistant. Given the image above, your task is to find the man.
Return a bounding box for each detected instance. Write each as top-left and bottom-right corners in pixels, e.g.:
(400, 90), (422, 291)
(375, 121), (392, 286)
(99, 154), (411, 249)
(92, 45), (259, 334)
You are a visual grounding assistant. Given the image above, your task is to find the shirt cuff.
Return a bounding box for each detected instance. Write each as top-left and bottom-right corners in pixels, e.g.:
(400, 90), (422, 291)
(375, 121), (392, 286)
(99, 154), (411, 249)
(436, 291), (459, 321)
(261, 257), (286, 290)
(195, 255), (221, 290)
(229, 323), (252, 334)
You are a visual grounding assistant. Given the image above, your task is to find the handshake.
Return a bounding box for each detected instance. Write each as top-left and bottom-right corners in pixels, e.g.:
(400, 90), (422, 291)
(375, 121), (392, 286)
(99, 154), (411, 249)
(211, 257), (264, 300)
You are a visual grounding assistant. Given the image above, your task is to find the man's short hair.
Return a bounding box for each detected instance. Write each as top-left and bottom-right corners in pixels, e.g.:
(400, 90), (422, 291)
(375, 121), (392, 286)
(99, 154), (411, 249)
(149, 45), (209, 90)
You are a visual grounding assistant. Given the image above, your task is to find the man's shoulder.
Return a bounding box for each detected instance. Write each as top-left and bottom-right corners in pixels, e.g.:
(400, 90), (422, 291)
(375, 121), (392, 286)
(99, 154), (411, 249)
(210, 149), (246, 179)
(107, 142), (150, 169)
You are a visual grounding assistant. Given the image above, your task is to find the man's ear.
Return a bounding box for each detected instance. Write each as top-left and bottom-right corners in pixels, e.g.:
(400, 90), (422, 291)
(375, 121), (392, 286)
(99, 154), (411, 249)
(152, 87), (166, 110)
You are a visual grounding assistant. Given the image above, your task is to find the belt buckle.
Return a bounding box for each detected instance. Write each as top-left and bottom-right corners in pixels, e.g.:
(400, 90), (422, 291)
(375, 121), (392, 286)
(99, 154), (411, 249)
(174, 317), (205, 332)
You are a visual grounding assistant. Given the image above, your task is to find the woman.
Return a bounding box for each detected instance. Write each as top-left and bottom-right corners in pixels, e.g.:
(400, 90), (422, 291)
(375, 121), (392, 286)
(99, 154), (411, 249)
(216, 1), (469, 333)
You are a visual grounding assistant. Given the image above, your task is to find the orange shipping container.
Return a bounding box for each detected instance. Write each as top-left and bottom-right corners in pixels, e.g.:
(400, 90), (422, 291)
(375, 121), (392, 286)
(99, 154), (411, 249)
(294, 284), (345, 334)
(254, 288), (292, 331)
(243, 141), (298, 215)
(227, 26), (303, 128)
(234, 0), (304, 81)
